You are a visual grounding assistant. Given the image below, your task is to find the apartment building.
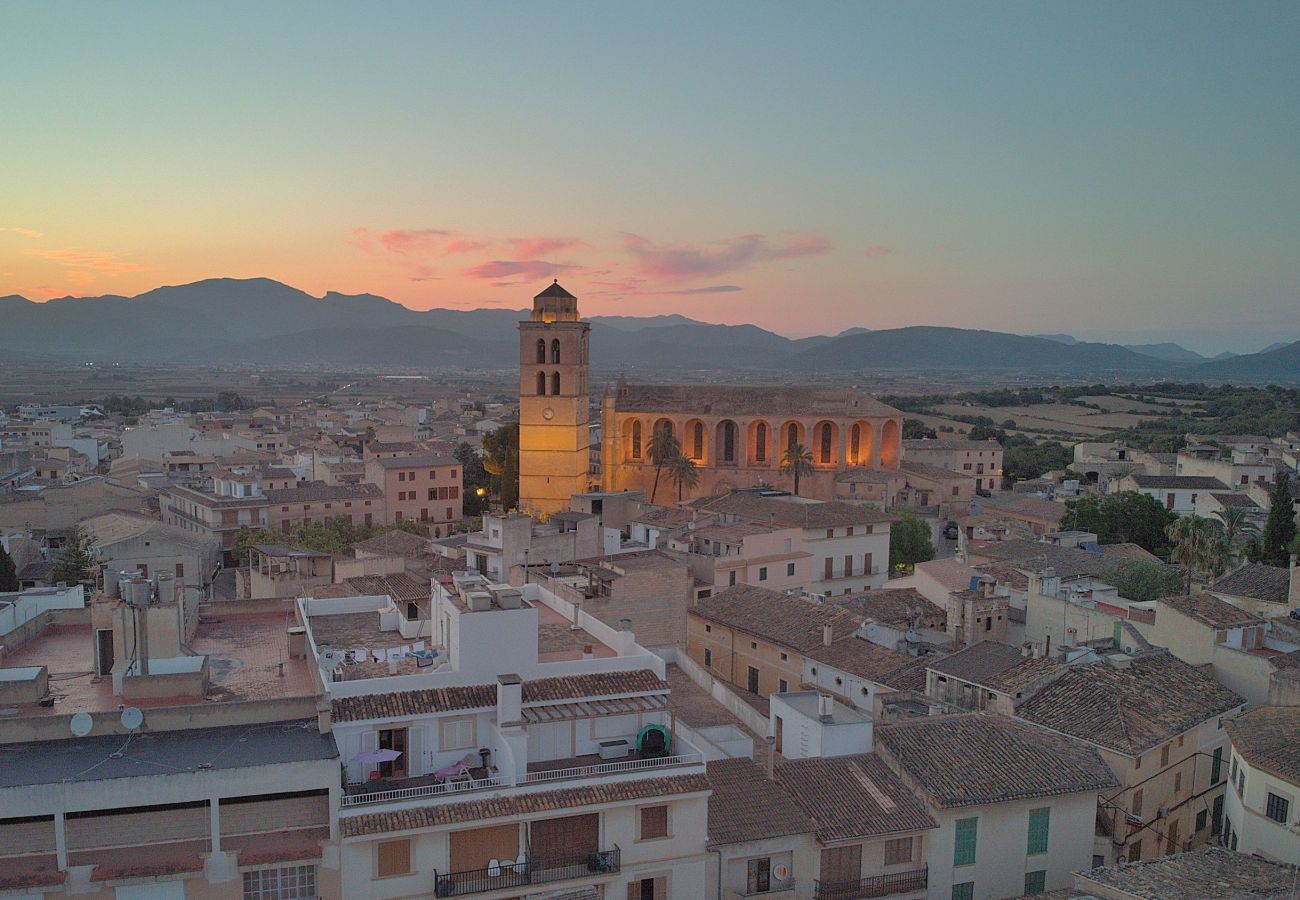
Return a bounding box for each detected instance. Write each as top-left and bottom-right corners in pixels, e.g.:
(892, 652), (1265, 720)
(0, 570), (340, 898)
(82, 509), (222, 589)
(1015, 651), (1245, 866)
(690, 492), (894, 594)
(1223, 706), (1300, 862)
(303, 572), (712, 899)
(1121, 474), (1230, 515)
(875, 713), (1117, 900)
(363, 454), (463, 535)
(265, 481), (386, 533)
(162, 480), (270, 562)
(901, 438), (1003, 493)
(674, 519), (810, 593)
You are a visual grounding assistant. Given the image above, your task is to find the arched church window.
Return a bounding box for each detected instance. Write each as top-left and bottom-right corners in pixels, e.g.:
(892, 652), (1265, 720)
(722, 421), (736, 462)
(551, 339), (561, 364)
(536, 372), (546, 395)
(850, 424), (861, 464)
(692, 422), (704, 460)
(631, 421), (642, 459)
(551, 371), (561, 395)
(536, 338), (546, 364)
(787, 423), (798, 451)
(756, 423), (768, 462)
(819, 423), (833, 464)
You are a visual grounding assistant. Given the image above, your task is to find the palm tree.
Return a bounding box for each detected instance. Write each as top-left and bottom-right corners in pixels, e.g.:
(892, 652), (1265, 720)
(646, 427), (681, 504)
(1213, 506), (1259, 560)
(1166, 514), (1231, 593)
(668, 453), (700, 502)
(780, 442), (814, 496)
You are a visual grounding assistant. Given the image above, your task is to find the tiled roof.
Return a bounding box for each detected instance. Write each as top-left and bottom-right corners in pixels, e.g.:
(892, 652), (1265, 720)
(631, 505), (703, 529)
(806, 636), (914, 680)
(776, 753), (936, 841)
(611, 384), (900, 418)
(927, 641), (1027, 685)
(983, 656), (1063, 694)
(876, 713), (1118, 807)
(979, 495), (1066, 523)
(1100, 542), (1162, 563)
(368, 454), (458, 469)
(706, 758), (816, 846)
(690, 491), (896, 528)
(331, 669), (669, 723)
(1208, 563), (1291, 603)
(1131, 474), (1229, 490)
(1208, 492), (1261, 509)
(971, 540), (1170, 580)
(903, 439), (1002, 451)
(1158, 592), (1264, 629)
(898, 461), (974, 483)
(1225, 706), (1300, 785)
(341, 773), (710, 837)
(877, 655), (938, 692)
(828, 588), (945, 629)
(264, 481), (383, 503)
(344, 573), (431, 603)
(691, 584), (864, 653)
(1015, 652), (1243, 756)
(1077, 847), (1298, 899)
(354, 530), (430, 557)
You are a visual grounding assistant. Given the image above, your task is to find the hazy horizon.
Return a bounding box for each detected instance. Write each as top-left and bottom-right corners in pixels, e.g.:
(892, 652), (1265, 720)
(3, 2), (1297, 356)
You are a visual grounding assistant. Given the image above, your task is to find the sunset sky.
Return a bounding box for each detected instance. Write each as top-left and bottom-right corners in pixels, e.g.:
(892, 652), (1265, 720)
(2, 2), (1296, 353)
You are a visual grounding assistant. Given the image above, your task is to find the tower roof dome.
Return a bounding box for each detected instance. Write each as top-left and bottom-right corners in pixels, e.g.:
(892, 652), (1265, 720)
(534, 279), (576, 300)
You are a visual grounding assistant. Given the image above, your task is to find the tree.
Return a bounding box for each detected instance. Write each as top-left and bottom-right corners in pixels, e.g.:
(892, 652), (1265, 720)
(1261, 472), (1297, 567)
(667, 453), (700, 502)
(455, 442), (489, 516)
(889, 510), (934, 573)
(902, 419), (936, 440)
(646, 427), (681, 504)
(1213, 505), (1259, 561)
(0, 545), (18, 592)
(1060, 491), (1173, 554)
(1100, 561), (1185, 603)
(780, 442), (814, 496)
(53, 524), (102, 586)
(481, 423), (520, 510)
(215, 391), (253, 412)
(1166, 515), (1230, 592)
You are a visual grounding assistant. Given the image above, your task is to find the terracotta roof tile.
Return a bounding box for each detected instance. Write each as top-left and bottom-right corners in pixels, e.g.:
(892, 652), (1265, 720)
(1077, 846), (1297, 899)
(775, 752), (936, 841)
(1208, 563), (1291, 603)
(706, 758), (816, 846)
(1158, 592), (1265, 629)
(1225, 706), (1300, 785)
(691, 584), (864, 652)
(689, 491), (896, 528)
(827, 588), (945, 629)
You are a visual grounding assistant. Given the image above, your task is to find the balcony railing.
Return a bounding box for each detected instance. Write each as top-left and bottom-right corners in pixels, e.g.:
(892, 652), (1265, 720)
(433, 845), (620, 897)
(740, 876), (797, 895)
(815, 866), (927, 900)
(340, 752), (703, 808)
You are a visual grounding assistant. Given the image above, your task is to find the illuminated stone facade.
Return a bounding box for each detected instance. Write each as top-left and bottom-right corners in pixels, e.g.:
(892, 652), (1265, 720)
(517, 282), (593, 515)
(599, 382), (903, 502)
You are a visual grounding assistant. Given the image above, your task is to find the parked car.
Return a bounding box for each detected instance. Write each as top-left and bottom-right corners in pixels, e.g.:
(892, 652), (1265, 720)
(943, 521), (959, 540)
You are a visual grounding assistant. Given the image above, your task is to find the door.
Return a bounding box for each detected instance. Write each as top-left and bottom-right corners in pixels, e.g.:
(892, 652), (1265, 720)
(820, 844), (862, 885)
(747, 666), (760, 694)
(450, 824), (520, 873)
(530, 813), (597, 868)
(378, 727), (407, 778)
(1165, 818), (1180, 855)
(96, 628), (115, 677)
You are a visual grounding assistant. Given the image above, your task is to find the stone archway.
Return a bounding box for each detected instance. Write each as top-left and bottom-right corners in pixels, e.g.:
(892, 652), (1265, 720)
(881, 419), (901, 468)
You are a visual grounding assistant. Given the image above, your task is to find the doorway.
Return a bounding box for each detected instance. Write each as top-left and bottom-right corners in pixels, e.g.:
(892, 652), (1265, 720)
(378, 727), (408, 778)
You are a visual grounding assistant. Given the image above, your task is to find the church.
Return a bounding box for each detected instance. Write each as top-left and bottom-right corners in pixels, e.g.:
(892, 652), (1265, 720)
(517, 282), (903, 515)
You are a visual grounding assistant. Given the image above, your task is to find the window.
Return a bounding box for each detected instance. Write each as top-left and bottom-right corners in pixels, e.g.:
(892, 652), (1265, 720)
(1211, 747), (1223, 783)
(1024, 870), (1046, 895)
(1132, 789), (1143, 818)
(439, 716), (475, 751)
(722, 421), (737, 462)
(826, 528), (835, 539)
(551, 338), (561, 364)
(1128, 839), (1142, 862)
(631, 420), (642, 459)
(779, 652), (788, 661)
(750, 641), (758, 650)
(755, 422), (768, 462)
(535, 338), (546, 363)
(1161, 744), (1170, 767)
(704, 648), (712, 668)
(692, 421), (704, 460)
(819, 422), (832, 464)
(1196, 810), (1208, 833)
(747, 666), (759, 694)
(551, 371), (561, 395)
(729, 570), (737, 586)
(243, 864), (317, 899)
(759, 567), (768, 582)
(376, 839), (412, 877)
(1266, 792), (1290, 824)
(746, 857), (771, 894)
(954, 817), (977, 866)
(1027, 807), (1050, 855)
(883, 836), (912, 865)
(640, 804), (669, 839)
(824, 557), (834, 579)
(1174, 771), (1182, 794)
(952, 883), (975, 900)
(536, 371), (546, 395)
(174, 563), (184, 578)
(778, 679), (788, 693)
(787, 562), (796, 577)
(843, 555), (853, 577)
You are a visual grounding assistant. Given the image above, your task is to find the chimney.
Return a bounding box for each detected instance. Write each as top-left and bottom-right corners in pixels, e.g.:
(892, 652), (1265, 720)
(497, 673), (522, 725)
(822, 623), (833, 647)
(764, 735), (776, 777)
(1290, 554), (1299, 607)
(818, 693), (834, 723)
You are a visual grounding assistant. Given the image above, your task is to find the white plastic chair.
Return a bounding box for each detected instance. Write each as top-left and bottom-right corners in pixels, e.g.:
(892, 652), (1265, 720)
(487, 859), (501, 878)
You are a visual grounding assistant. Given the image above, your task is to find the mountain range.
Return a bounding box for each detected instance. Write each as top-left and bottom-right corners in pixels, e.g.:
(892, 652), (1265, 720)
(1, 278), (1296, 381)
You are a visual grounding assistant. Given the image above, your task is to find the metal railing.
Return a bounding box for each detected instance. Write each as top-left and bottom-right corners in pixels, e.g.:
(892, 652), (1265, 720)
(523, 751), (704, 786)
(815, 866), (927, 899)
(340, 774), (504, 808)
(433, 845), (620, 897)
(740, 876), (797, 895)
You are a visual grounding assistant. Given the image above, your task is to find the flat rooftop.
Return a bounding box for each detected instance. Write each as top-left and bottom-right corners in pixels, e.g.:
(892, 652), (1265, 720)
(309, 610), (409, 650)
(536, 601), (617, 662)
(0, 611), (319, 717)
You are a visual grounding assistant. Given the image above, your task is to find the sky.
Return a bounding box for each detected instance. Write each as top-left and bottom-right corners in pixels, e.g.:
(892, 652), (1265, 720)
(2, 2), (1297, 355)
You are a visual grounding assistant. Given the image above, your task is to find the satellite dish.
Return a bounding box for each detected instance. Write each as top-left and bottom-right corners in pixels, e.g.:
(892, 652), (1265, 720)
(120, 707), (144, 731)
(549, 562), (560, 575)
(70, 712), (93, 738)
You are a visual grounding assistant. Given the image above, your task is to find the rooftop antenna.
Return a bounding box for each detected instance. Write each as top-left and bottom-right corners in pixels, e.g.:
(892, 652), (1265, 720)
(70, 712), (93, 738)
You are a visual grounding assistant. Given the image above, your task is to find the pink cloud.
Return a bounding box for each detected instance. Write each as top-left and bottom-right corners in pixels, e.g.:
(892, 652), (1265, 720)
(864, 244), (890, 258)
(377, 228), (451, 255)
(443, 237), (489, 254)
(509, 236), (585, 258)
(465, 260), (580, 280)
(0, 226), (43, 238)
(22, 247), (149, 274)
(659, 284), (744, 295)
(622, 232), (830, 279)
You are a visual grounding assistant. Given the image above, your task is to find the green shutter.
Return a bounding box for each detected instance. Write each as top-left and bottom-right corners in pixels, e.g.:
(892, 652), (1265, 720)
(1024, 870), (1046, 895)
(1211, 747), (1223, 783)
(1027, 807), (1050, 855)
(954, 817), (978, 866)
(952, 883), (975, 900)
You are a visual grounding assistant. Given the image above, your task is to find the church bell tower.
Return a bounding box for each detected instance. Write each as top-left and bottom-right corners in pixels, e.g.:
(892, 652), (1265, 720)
(517, 281), (591, 515)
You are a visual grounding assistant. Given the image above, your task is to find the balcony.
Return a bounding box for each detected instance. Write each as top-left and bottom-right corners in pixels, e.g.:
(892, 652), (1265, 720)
(433, 845), (620, 897)
(815, 867), (927, 899)
(340, 748), (704, 808)
(735, 876), (797, 897)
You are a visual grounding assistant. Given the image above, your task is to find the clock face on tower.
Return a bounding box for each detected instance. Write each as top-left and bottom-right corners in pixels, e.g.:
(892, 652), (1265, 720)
(542, 407), (554, 420)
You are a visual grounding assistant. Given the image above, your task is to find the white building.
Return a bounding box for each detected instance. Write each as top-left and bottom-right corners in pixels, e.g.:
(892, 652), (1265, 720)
(1223, 706), (1300, 863)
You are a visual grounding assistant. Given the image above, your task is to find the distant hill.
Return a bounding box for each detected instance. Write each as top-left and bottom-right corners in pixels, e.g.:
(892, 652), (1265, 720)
(1189, 341), (1300, 380)
(2, 277), (1293, 380)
